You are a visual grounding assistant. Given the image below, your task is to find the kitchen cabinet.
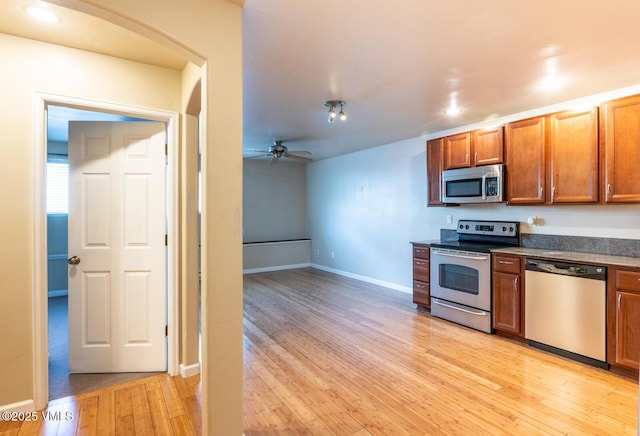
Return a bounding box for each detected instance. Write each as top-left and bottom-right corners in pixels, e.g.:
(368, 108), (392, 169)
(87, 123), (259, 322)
(411, 243), (430, 309)
(601, 94), (640, 203)
(473, 126), (504, 166)
(607, 268), (640, 376)
(505, 109), (599, 205)
(505, 116), (546, 204)
(427, 138), (445, 206)
(444, 132), (471, 169)
(492, 254), (523, 336)
(444, 128), (504, 170)
(549, 108), (599, 203)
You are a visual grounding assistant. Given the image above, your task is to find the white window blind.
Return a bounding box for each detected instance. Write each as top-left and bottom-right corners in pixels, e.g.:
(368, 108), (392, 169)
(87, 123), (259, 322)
(46, 161), (69, 214)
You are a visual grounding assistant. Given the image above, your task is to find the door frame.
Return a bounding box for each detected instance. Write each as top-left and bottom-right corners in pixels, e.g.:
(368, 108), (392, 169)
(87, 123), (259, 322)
(32, 92), (180, 410)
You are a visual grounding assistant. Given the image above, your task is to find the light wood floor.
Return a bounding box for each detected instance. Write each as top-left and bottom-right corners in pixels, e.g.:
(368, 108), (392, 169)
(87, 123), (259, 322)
(244, 268), (637, 435)
(3, 267), (638, 435)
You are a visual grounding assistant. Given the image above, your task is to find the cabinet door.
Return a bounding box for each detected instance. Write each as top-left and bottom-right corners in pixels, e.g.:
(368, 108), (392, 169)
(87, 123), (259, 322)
(492, 271), (522, 335)
(473, 127), (504, 166)
(505, 117), (546, 204)
(602, 95), (640, 203)
(610, 290), (640, 370)
(444, 132), (471, 169)
(413, 280), (430, 308)
(413, 259), (430, 282)
(427, 138), (444, 206)
(549, 108), (599, 203)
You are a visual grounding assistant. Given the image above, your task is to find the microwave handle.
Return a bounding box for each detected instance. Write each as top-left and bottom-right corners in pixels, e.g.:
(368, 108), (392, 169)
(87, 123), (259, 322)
(481, 174), (487, 200)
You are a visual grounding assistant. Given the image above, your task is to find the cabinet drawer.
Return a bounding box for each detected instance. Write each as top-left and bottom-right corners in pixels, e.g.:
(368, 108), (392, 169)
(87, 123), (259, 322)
(413, 259), (430, 282)
(493, 255), (521, 274)
(616, 270), (640, 292)
(413, 245), (430, 260)
(413, 280), (430, 306)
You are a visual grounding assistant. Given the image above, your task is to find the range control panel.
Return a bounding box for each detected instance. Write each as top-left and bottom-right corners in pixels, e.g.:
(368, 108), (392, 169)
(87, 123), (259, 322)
(457, 220), (519, 238)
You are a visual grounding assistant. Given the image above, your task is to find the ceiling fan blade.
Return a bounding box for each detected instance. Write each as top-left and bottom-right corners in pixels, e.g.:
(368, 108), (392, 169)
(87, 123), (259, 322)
(269, 156), (279, 165)
(285, 153), (313, 163)
(288, 150), (312, 155)
(245, 153), (271, 159)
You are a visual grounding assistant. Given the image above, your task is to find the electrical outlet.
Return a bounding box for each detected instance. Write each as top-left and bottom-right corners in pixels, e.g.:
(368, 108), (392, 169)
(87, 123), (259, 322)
(331, 251), (335, 258)
(446, 214), (453, 224)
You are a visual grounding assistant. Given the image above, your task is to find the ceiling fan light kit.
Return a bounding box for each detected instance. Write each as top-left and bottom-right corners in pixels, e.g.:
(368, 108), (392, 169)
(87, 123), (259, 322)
(325, 100), (346, 123)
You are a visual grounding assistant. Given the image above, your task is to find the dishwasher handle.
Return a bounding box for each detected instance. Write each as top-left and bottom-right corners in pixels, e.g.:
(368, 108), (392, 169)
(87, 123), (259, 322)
(525, 258), (606, 281)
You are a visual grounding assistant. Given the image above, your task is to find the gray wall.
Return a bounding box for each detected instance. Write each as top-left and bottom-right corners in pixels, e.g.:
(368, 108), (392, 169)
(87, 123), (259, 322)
(243, 159), (307, 242)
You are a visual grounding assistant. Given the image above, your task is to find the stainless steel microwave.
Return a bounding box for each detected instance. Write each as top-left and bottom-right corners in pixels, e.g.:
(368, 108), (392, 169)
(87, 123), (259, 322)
(441, 164), (504, 204)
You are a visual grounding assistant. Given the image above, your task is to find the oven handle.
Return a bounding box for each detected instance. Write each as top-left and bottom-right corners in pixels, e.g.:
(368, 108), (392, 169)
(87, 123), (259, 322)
(432, 298), (489, 316)
(431, 248), (489, 260)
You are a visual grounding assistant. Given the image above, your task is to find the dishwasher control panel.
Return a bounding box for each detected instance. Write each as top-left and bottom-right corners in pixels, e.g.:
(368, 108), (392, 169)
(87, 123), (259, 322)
(525, 259), (606, 280)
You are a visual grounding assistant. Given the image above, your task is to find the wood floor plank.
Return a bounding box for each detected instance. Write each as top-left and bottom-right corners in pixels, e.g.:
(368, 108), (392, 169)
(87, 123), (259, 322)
(94, 390), (114, 436)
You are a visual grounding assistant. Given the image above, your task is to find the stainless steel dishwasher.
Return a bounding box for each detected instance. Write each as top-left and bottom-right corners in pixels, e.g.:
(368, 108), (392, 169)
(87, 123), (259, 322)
(524, 258), (607, 368)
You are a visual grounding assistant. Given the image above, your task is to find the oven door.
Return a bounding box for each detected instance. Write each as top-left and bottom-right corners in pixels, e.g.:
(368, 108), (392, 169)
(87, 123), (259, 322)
(430, 247), (491, 311)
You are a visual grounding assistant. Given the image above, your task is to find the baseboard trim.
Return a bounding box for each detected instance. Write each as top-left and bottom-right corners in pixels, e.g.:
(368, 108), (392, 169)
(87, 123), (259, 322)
(310, 264), (411, 294)
(0, 399), (35, 413)
(180, 362), (201, 378)
(243, 263), (312, 275)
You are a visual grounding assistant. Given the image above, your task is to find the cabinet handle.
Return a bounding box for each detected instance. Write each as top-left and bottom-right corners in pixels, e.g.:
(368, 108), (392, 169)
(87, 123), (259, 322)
(474, 152), (477, 164)
(607, 183), (611, 199)
(540, 187), (543, 197)
(552, 186), (556, 198)
(499, 260), (514, 265)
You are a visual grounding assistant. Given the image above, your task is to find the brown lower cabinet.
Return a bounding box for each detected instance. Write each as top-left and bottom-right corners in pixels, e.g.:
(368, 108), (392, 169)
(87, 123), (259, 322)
(411, 243), (430, 309)
(607, 268), (640, 376)
(492, 254), (524, 336)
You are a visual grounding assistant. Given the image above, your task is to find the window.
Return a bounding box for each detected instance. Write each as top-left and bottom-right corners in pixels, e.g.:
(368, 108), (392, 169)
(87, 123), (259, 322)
(46, 157), (69, 214)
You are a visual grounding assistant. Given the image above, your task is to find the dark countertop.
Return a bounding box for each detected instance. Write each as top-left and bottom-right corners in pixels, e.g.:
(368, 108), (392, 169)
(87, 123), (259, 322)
(492, 247), (640, 269)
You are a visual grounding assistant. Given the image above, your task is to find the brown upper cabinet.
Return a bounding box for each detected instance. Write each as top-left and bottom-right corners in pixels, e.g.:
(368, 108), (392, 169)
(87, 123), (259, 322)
(427, 138), (445, 206)
(444, 127), (503, 170)
(549, 108), (599, 203)
(505, 108), (599, 205)
(601, 94), (640, 203)
(473, 127), (504, 166)
(505, 116), (546, 204)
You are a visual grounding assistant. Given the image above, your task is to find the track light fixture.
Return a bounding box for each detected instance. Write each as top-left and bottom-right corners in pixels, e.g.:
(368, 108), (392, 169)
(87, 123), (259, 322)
(324, 100), (347, 123)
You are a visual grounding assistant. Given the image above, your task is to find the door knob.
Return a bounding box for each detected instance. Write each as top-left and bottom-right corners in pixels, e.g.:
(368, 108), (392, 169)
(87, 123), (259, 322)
(68, 256), (81, 265)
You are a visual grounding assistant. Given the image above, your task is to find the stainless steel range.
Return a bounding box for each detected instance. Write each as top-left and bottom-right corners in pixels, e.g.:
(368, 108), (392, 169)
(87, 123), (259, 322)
(430, 220), (519, 333)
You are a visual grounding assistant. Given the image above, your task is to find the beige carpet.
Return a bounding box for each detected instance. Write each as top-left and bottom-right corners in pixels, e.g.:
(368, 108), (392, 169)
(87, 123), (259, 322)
(48, 295), (160, 400)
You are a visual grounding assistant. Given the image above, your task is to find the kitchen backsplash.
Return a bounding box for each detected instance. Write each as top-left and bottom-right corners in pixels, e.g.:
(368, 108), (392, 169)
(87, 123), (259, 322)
(439, 228), (640, 258)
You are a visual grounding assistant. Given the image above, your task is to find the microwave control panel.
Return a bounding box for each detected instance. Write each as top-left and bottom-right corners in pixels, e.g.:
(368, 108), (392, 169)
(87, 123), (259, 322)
(485, 177), (499, 196)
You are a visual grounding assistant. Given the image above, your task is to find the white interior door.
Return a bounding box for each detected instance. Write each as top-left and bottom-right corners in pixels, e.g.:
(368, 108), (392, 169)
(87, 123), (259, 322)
(67, 121), (167, 373)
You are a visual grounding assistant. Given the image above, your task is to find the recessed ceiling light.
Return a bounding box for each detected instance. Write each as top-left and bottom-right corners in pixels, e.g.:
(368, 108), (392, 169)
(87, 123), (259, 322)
(26, 6), (59, 24)
(538, 74), (566, 92)
(446, 92), (461, 116)
(446, 106), (461, 116)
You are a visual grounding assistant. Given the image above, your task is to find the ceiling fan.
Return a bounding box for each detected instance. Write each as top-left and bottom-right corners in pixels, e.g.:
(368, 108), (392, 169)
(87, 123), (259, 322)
(245, 140), (313, 164)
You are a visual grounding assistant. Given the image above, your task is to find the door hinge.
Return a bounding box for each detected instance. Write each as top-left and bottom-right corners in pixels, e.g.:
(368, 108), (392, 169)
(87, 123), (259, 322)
(165, 143), (168, 155)
(165, 234), (168, 246)
(165, 325), (168, 337)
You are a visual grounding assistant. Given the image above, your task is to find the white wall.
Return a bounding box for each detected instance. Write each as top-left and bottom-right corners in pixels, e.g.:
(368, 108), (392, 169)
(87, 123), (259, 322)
(308, 99), (640, 291)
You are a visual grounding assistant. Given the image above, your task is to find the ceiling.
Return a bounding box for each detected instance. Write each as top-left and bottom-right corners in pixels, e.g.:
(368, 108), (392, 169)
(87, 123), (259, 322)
(4, 1), (640, 161)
